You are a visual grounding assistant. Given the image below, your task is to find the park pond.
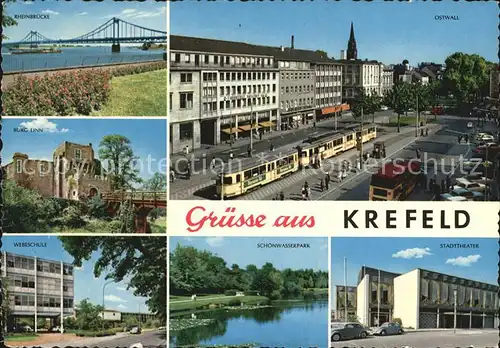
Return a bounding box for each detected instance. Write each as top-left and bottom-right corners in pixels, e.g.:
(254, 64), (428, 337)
(170, 299), (328, 348)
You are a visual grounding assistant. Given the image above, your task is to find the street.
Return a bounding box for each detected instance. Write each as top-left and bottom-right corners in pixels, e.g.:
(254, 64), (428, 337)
(331, 329), (497, 348)
(170, 113), (498, 201)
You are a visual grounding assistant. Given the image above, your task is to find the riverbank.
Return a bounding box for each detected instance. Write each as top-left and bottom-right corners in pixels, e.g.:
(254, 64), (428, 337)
(170, 294), (269, 312)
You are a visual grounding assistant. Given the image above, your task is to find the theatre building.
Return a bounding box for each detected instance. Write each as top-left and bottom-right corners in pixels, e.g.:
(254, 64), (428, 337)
(335, 266), (499, 329)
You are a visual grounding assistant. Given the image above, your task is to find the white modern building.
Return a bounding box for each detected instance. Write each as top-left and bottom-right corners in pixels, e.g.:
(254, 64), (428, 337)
(1, 251), (75, 332)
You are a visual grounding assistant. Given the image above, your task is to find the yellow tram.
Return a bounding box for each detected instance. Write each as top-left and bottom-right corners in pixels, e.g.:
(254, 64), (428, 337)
(216, 123), (377, 198)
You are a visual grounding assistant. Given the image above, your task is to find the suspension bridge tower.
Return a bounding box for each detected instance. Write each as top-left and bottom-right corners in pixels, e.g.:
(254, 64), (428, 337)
(111, 17), (121, 53)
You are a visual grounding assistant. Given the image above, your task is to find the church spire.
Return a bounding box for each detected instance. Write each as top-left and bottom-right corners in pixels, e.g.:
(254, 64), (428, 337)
(347, 21), (357, 60)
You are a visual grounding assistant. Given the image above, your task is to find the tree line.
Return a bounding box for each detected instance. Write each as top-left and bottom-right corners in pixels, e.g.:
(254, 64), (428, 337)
(169, 245), (328, 299)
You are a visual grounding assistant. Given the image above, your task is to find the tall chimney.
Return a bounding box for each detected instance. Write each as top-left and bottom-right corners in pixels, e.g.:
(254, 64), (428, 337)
(291, 35), (294, 49)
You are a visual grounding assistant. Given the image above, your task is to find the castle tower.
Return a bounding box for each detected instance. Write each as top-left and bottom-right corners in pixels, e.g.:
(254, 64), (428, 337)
(347, 22), (358, 60)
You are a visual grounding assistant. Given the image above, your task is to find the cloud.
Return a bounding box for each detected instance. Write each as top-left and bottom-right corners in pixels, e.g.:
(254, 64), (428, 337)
(104, 295), (127, 303)
(74, 266), (84, 271)
(116, 286), (127, 291)
(19, 118), (69, 133)
(445, 255), (481, 267)
(206, 237), (224, 247)
(77, 12), (88, 16)
(117, 304), (127, 309)
(42, 9), (59, 15)
(392, 247), (432, 259)
(103, 7), (166, 20)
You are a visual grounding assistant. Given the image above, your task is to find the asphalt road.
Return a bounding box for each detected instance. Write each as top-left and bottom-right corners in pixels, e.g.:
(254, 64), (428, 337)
(331, 329), (497, 348)
(96, 330), (166, 347)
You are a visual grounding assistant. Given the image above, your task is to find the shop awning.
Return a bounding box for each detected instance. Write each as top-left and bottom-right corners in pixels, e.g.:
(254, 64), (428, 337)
(221, 127), (241, 134)
(239, 124), (259, 131)
(341, 103), (350, 111)
(321, 106), (338, 115)
(259, 121), (275, 128)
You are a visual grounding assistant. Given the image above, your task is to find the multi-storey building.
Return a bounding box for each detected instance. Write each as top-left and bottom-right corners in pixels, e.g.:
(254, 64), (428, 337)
(169, 35), (346, 153)
(3, 142), (111, 200)
(334, 266), (499, 329)
(1, 251), (74, 331)
(341, 59), (384, 102)
(381, 68), (394, 96)
(169, 35), (279, 154)
(314, 60), (344, 122)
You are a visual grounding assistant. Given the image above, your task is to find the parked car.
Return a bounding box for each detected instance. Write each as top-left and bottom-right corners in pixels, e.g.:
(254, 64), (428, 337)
(50, 326), (62, 333)
(380, 105), (389, 111)
(331, 322), (370, 341)
(464, 173), (494, 185)
(373, 322), (404, 336)
(440, 193), (467, 201)
(467, 122), (474, 128)
(129, 326), (142, 334)
(477, 134), (495, 142)
(454, 178), (485, 192)
(450, 187), (482, 201)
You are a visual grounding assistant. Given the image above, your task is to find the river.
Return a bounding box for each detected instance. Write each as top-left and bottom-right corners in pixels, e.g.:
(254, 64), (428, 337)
(1, 46), (164, 73)
(170, 299), (328, 348)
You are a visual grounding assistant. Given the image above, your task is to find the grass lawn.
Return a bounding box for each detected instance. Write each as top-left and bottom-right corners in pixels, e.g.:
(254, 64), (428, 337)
(5, 334), (39, 342)
(92, 69), (167, 116)
(170, 295), (268, 312)
(388, 115), (436, 127)
(170, 294), (227, 302)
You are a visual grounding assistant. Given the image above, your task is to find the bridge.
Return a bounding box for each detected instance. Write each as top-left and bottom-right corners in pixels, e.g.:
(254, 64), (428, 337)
(4, 17), (167, 52)
(101, 191), (167, 233)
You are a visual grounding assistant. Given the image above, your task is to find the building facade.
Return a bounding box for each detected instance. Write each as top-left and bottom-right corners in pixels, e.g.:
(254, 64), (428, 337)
(3, 142), (110, 200)
(341, 60), (384, 102)
(314, 61), (344, 121)
(348, 266), (499, 329)
(1, 251), (74, 331)
(381, 68), (394, 96)
(334, 285), (357, 321)
(169, 35), (347, 153)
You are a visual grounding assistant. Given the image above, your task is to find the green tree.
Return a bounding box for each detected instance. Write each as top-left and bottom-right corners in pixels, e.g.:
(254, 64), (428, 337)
(143, 173), (167, 192)
(59, 237), (167, 322)
(2, 1), (18, 40)
(124, 315), (139, 327)
(117, 200), (135, 233)
(443, 52), (490, 107)
(86, 195), (108, 219)
(98, 135), (142, 191)
(1, 278), (12, 332)
(384, 82), (413, 132)
(64, 317), (78, 330)
(315, 50), (328, 58)
(411, 82), (432, 127)
(75, 299), (104, 331)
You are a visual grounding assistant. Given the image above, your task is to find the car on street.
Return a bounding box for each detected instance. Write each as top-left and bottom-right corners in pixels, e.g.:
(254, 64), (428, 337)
(454, 178), (486, 192)
(467, 122), (474, 128)
(331, 322), (371, 341)
(372, 322), (404, 336)
(450, 187), (484, 201)
(464, 173), (494, 185)
(380, 105), (389, 111)
(440, 193), (467, 201)
(129, 326), (142, 334)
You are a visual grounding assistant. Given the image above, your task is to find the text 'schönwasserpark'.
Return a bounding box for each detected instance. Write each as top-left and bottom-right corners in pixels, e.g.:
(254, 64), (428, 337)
(2, 118), (167, 234)
(0, 235), (166, 348)
(168, 1), (499, 204)
(169, 237), (328, 348)
(2, 1), (167, 116)
(330, 237), (498, 347)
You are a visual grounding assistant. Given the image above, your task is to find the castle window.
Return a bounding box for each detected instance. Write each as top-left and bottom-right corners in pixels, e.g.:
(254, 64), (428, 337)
(16, 159), (22, 173)
(75, 149), (82, 160)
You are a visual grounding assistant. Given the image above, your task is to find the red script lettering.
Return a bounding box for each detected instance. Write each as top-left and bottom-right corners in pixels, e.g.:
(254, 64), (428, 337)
(185, 206), (267, 232)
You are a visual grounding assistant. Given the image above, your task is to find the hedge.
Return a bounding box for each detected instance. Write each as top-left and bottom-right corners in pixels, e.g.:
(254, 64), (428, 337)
(244, 290), (259, 296)
(3, 61), (166, 116)
(224, 290), (238, 296)
(74, 329), (117, 337)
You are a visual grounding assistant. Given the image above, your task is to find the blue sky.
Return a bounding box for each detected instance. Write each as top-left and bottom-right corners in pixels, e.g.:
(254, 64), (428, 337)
(171, 1), (496, 64)
(2, 118), (167, 181)
(170, 237), (328, 271)
(3, 0), (166, 42)
(2, 236), (151, 313)
(331, 237), (498, 303)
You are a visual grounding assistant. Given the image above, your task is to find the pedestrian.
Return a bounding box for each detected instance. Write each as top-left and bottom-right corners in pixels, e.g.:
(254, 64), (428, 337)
(326, 172), (330, 183)
(211, 157), (216, 169)
(301, 186), (306, 200)
(320, 178), (324, 192)
(259, 130), (263, 141)
(440, 179), (446, 193)
(247, 145), (252, 158)
(304, 181), (309, 190)
(337, 170), (343, 182)
(325, 174), (330, 190)
(305, 187), (310, 200)
(186, 164), (191, 179)
(420, 128), (424, 137)
(279, 191), (285, 201)
(465, 134), (469, 144)
(458, 135), (462, 144)
(307, 187), (311, 200)
(270, 144), (274, 152)
(170, 168), (176, 183)
(416, 148), (421, 160)
(313, 121), (316, 129)
(425, 128), (428, 136)
(184, 145), (190, 155)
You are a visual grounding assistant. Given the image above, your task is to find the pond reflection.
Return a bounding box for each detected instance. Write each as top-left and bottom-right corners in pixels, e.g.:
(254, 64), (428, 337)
(170, 298), (328, 348)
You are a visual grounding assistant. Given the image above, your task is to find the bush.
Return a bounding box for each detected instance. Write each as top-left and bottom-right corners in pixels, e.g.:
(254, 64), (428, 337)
(58, 205), (86, 228)
(393, 318), (403, 326)
(74, 329), (116, 337)
(228, 299), (242, 307)
(244, 290), (259, 296)
(3, 61), (166, 116)
(224, 290), (237, 296)
(86, 195), (109, 219)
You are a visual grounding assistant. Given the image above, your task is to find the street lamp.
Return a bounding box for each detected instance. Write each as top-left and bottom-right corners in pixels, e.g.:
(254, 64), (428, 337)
(453, 287), (458, 334)
(102, 280), (114, 332)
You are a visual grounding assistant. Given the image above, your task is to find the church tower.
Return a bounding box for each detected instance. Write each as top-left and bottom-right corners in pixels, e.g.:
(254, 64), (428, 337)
(346, 22), (358, 60)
